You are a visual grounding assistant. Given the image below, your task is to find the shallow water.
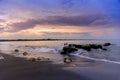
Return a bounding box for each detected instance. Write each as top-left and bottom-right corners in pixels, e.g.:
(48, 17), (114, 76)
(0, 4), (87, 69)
(0, 39), (120, 64)
(0, 39), (120, 47)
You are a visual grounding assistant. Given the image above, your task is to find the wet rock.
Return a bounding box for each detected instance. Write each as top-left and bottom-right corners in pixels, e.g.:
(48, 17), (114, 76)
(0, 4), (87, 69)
(14, 49), (19, 52)
(23, 52), (28, 56)
(64, 56), (72, 63)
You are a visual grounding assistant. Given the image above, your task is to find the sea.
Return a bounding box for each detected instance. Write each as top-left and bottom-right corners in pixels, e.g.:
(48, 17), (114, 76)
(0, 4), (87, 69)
(0, 39), (120, 64)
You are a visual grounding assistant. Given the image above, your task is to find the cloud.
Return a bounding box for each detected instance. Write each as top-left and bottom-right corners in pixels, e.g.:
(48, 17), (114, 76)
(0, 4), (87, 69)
(0, 30), (94, 39)
(0, 0), (119, 39)
(10, 14), (110, 31)
(0, 27), (5, 32)
(0, 19), (5, 22)
(0, 11), (5, 14)
(40, 32), (94, 39)
(10, 20), (39, 31)
(46, 14), (110, 26)
(61, 0), (74, 9)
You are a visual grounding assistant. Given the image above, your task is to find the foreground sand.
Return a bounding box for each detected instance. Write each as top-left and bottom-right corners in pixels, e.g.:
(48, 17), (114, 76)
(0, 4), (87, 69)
(0, 53), (120, 80)
(0, 53), (87, 80)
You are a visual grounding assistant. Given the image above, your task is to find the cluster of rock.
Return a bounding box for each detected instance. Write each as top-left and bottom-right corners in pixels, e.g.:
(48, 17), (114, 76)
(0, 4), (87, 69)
(61, 43), (111, 55)
(14, 49), (50, 62)
(61, 43), (111, 63)
(27, 57), (50, 62)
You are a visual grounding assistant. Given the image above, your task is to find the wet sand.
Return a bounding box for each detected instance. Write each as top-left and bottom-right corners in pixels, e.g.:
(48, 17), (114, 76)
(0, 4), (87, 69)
(0, 53), (120, 80)
(0, 53), (88, 80)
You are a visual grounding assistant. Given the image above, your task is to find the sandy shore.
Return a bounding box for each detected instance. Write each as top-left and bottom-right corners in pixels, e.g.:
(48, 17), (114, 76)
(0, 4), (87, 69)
(0, 53), (87, 80)
(0, 53), (120, 80)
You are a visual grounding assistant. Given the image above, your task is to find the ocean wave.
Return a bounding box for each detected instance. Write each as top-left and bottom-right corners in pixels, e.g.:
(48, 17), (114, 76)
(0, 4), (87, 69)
(1, 43), (120, 65)
(29, 46), (120, 65)
(28, 47), (62, 54)
(0, 44), (19, 48)
(33, 47), (57, 53)
(71, 53), (120, 65)
(0, 44), (11, 47)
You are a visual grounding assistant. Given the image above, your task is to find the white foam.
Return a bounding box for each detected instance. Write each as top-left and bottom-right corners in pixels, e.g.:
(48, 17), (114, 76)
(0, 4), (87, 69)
(0, 56), (4, 59)
(0, 44), (11, 47)
(71, 54), (120, 64)
(33, 47), (60, 53)
(1, 43), (120, 65)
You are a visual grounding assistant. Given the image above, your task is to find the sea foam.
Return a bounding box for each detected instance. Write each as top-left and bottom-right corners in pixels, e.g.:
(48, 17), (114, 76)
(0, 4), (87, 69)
(71, 53), (120, 65)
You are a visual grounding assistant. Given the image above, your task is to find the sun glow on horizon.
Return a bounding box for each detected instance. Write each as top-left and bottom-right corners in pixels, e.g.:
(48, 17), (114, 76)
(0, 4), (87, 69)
(0, 0), (120, 39)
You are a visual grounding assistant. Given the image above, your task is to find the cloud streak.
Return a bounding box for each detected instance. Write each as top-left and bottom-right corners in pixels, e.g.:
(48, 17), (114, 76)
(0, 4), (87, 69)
(0, 0), (120, 39)
(10, 14), (110, 31)
(39, 32), (94, 39)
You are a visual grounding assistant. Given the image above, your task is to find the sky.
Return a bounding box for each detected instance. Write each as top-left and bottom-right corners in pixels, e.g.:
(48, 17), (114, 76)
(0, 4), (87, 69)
(0, 0), (120, 39)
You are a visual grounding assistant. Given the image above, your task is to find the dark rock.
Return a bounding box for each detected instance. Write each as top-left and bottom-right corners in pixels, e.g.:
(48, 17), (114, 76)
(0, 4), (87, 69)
(102, 48), (107, 51)
(23, 52), (28, 56)
(14, 49), (19, 52)
(64, 56), (72, 63)
(104, 43), (111, 46)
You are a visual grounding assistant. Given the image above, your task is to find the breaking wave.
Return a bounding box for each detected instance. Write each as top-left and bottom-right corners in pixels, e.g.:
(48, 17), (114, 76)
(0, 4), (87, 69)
(1, 43), (120, 65)
(71, 53), (120, 64)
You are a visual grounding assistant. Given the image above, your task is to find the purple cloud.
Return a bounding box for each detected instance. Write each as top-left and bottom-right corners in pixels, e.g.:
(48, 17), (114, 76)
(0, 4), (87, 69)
(10, 14), (110, 31)
(0, 19), (5, 22)
(0, 27), (5, 31)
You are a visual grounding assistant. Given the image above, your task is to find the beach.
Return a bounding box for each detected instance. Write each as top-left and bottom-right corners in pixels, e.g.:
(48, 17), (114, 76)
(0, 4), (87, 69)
(0, 53), (85, 80)
(0, 40), (120, 80)
(0, 52), (120, 80)
(0, 0), (119, 79)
